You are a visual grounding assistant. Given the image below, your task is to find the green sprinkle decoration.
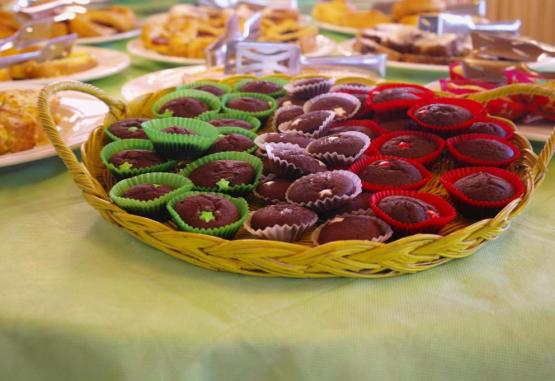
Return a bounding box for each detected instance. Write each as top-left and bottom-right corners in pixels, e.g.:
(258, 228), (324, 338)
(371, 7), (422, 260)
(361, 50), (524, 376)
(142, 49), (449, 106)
(118, 162), (133, 171)
(199, 211), (215, 223)
(216, 178), (230, 190)
(128, 127), (139, 132)
(153, 184), (160, 189)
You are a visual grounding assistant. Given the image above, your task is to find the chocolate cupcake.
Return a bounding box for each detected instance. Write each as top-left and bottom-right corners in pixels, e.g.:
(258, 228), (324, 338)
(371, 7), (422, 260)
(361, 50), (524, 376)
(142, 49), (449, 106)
(244, 203), (318, 242)
(326, 191), (373, 217)
(254, 175), (295, 203)
(284, 77), (334, 100)
(222, 93), (277, 119)
(181, 152), (263, 194)
(207, 128), (257, 154)
(447, 134), (520, 167)
(467, 117), (514, 138)
(313, 214), (392, 244)
(255, 132), (313, 151)
(198, 111), (262, 132)
(307, 131), (370, 165)
(441, 166), (525, 218)
(286, 170), (362, 212)
(368, 83), (433, 114)
(101, 139), (176, 179)
(272, 105), (304, 129)
(278, 96), (307, 108)
(153, 89), (220, 119)
(179, 81), (231, 97)
(265, 143), (327, 178)
(408, 98), (484, 135)
(105, 118), (149, 140)
(303, 93), (361, 121)
(235, 78), (286, 97)
(329, 119), (385, 139)
(371, 131), (445, 165)
(277, 110), (335, 137)
(370, 190), (457, 234)
(167, 191), (249, 238)
(209, 118), (253, 129)
(109, 172), (192, 220)
(349, 155), (432, 191)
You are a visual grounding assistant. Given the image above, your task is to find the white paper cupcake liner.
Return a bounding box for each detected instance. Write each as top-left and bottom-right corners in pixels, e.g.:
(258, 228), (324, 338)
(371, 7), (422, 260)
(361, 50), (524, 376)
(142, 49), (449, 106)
(271, 105), (304, 131)
(331, 83), (375, 93)
(303, 92), (362, 121)
(265, 142), (326, 178)
(311, 214), (393, 245)
(307, 131), (371, 166)
(285, 170), (363, 212)
(277, 110), (335, 138)
(243, 210), (318, 242)
(284, 77), (335, 100)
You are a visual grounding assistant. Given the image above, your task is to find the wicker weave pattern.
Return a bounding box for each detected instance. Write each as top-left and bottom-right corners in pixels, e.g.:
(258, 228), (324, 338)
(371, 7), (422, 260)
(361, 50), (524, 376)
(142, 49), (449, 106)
(38, 79), (555, 278)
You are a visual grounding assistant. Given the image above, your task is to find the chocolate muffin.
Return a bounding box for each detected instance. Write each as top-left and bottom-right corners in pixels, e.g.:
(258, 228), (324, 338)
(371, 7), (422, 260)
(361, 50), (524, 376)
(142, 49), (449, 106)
(255, 177), (294, 202)
(280, 110), (334, 135)
(250, 204), (317, 230)
(274, 105), (304, 127)
(122, 183), (174, 201)
(316, 214), (391, 244)
(173, 194), (240, 229)
(109, 150), (164, 169)
(188, 160), (256, 189)
(330, 191), (372, 215)
(207, 133), (254, 154)
(453, 172), (514, 201)
(285, 77), (333, 99)
(413, 103), (472, 126)
(378, 195), (439, 224)
(226, 97), (272, 112)
(372, 87), (424, 103)
(468, 121), (507, 137)
(108, 118), (149, 139)
(287, 171), (357, 204)
(454, 138), (514, 162)
(209, 118), (253, 130)
(307, 132), (367, 158)
(330, 124), (377, 139)
(267, 145), (327, 177)
(193, 84), (225, 97)
(305, 93), (360, 120)
(379, 134), (438, 159)
(358, 158), (423, 187)
(378, 118), (418, 132)
(279, 97), (307, 107)
(159, 97), (210, 118)
(262, 132), (312, 148)
(161, 126), (197, 135)
(239, 80), (282, 94)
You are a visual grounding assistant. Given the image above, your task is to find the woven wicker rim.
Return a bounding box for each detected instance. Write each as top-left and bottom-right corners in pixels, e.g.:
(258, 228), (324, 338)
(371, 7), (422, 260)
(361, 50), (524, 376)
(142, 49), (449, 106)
(38, 79), (555, 278)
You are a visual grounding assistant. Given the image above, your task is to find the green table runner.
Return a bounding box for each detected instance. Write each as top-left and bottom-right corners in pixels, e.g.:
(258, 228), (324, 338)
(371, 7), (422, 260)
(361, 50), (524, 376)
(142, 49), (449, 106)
(1, 9), (555, 381)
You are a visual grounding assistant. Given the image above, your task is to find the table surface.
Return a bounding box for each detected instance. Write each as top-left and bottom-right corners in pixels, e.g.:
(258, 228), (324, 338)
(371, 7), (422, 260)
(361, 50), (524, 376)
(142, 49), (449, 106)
(2, 16), (555, 381)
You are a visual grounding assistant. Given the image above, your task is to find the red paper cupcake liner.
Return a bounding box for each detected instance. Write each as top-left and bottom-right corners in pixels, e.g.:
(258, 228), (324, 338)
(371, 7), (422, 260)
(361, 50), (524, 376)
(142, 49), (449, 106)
(440, 166), (525, 219)
(486, 98), (526, 121)
(370, 130), (446, 166)
(366, 83), (435, 114)
(407, 97), (486, 136)
(446, 133), (521, 167)
(348, 155), (433, 192)
(330, 119), (387, 138)
(370, 190), (457, 235)
(464, 116), (516, 139)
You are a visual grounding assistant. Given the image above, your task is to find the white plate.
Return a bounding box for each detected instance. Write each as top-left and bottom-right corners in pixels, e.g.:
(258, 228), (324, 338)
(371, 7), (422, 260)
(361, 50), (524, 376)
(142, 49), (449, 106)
(127, 35), (336, 65)
(77, 28), (141, 45)
(0, 84), (108, 168)
(337, 39), (449, 73)
(314, 20), (358, 36)
(0, 46), (130, 88)
(426, 80), (554, 142)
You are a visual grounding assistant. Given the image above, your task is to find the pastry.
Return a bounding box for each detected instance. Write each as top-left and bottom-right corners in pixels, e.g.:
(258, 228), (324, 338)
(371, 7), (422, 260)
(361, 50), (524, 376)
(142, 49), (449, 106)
(69, 6), (138, 37)
(314, 214), (392, 244)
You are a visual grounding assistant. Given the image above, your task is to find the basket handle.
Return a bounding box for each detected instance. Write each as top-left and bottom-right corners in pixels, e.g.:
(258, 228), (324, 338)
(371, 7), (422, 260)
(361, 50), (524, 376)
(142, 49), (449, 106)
(465, 83), (555, 186)
(38, 81), (127, 194)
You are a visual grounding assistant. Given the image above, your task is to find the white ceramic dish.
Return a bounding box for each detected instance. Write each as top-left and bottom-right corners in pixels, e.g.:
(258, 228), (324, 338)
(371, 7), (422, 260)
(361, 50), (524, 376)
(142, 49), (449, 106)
(0, 46), (130, 88)
(0, 84), (108, 168)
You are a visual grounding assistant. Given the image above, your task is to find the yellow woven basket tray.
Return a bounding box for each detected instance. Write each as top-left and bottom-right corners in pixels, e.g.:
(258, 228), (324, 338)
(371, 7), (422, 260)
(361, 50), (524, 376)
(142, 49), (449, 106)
(38, 77), (555, 278)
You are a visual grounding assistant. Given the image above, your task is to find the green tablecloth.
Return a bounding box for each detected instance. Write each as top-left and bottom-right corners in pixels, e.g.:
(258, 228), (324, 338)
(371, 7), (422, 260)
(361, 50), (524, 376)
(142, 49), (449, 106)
(1, 24), (555, 381)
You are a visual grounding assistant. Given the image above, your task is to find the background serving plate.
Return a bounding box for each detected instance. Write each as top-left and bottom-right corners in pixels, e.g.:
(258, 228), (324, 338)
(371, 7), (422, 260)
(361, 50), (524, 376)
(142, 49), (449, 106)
(0, 46), (130, 88)
(77, 28), (141, 45)
(313, 20), (358, 36)
(0, 84), (108, 168)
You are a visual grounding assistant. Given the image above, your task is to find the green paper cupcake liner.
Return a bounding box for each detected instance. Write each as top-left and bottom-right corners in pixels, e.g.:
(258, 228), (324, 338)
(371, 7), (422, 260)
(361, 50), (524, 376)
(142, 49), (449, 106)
(233, 77), (288, 98)
(209, 127), (258, 154)
(221, 92), (277, 120)
(180, 151), (263, 195)
(100, 139), (177, 179)
(109, 172), (193, 221)
(151, 89), (221, 119)
(178, 80), (231, 96)
(196, 111), (262, 132)
(142, 117), (219, 160)
(167, 190), (249, 238)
